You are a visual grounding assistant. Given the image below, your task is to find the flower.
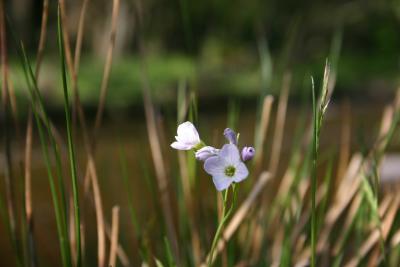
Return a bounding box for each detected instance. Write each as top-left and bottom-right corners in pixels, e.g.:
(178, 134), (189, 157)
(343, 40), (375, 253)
(195, 146), (219, 161)
(241, 146), (255, 161)
(224, 128), (237, 145)
(171, 121), (201, 150)
(204, 144), (249, 191)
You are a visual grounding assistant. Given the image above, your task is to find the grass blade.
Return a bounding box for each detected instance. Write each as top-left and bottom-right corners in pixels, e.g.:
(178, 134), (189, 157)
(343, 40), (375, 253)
(57, 6), (81, 267)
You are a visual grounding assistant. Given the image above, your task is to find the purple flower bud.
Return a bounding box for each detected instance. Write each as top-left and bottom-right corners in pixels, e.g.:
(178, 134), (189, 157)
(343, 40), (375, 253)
(195, 146), (219, 161)
(241, 146), (255, 161)
(224, 128), (237, 145)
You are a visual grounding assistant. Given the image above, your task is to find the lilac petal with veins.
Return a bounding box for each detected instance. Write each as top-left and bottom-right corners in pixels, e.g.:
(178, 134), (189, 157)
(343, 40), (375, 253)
(224, 128), (237, 145)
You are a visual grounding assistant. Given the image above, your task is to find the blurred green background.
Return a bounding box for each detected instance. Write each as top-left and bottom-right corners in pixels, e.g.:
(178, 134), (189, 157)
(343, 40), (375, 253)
(1, 1), (400, 266)
(7, 0), (400, 111)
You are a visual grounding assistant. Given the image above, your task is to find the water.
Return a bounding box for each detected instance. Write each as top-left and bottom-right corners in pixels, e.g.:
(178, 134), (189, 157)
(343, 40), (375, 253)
(0, 101), (396, 266)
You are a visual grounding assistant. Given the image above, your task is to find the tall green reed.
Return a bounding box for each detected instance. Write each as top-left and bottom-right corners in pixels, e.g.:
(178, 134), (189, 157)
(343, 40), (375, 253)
(19, 45), (72, 267)
(9, 12), (72, 265)
(310, 61), (331, 267)
(57, 6), (81, 267)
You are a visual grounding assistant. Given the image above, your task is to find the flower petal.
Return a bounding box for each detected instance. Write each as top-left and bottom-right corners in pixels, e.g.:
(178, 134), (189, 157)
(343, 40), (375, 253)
(224, 128), (237, 144)
(171, 141), (192, 150)
(204, 156), (225, 176)
(219, 144), (240, 164)
(232, 162), (249, 183)
(176, 121), (200, 144)
(195, 146), (219, 161)
(212, 175), (232, 191)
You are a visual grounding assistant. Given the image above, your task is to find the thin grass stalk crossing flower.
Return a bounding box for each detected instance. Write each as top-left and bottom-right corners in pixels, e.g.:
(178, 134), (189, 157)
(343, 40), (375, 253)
(57, 7), (81, 267)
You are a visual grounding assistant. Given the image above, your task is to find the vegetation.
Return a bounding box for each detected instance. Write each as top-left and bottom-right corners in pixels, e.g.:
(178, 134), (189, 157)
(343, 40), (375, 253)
(1, 1), (400, 267)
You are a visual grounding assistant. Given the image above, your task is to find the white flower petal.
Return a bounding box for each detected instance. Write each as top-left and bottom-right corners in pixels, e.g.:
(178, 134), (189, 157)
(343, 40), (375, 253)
(176, 121), (200, 144)
(219, 144), (240, 164)
(171, 141), (192, 150)
(204, 156), (226, 176)
(212, 175), (232, 191)
(232, 162), (249, 183)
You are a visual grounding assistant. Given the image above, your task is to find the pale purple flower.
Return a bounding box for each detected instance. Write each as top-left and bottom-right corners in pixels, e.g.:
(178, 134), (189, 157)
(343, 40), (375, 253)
(171, 121), (201, 150)
(195, 146), (219, 161)
(241, 146), (255, 161)
(204, 144), (249, 191)
(224, 128), (237, 145)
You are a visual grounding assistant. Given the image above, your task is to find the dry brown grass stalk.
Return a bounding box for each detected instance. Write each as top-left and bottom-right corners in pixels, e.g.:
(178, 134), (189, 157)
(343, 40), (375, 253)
(74, 0), (90, 74)
(317, 154), (363, 251)
(88, 158), (106, 267)
(335, 101), (351, 189)
(390, 228), (400, 248)
(24, 111), (37, 267)
(108, 206), (120, 267)
(35, 0), (49, 79)
(251, 75), (291, 262)
(69, 196), (77, 264)
(141, 80), (180, 264)
(58, 1), (130, 266)
(58, 0), (74, 76)
(137, 10), (180, 261)
(94, 0), (120, 133)
(254, 95), (274, 170)
(105, 221), (131, 267)
(0, 0), (17, 250)
(79, 0), (120, 209)
(268, 72), (291, 176)
(24, 112), (33, 229)
(177, 151), (201, 265)
(331, 193), (362, 254)
(344, 195), (400, 267)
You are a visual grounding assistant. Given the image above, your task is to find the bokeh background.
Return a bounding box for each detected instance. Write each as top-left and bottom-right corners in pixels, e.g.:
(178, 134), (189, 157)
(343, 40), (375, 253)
(1, 0), (400, 266)
(7, 0), (400, 110)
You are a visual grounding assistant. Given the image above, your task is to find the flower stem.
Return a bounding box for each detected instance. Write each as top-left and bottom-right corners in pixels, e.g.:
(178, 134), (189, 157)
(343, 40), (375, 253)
(208, 184), (237, 266)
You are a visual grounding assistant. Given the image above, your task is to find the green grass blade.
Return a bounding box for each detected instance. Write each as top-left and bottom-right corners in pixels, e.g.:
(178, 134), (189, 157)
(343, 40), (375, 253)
(164, 236), (176, 267)
(310, 76), (317, 267)
(17, 40), (72, 267)
(118, 144), (140, 236)
(57, 6), (81, 267)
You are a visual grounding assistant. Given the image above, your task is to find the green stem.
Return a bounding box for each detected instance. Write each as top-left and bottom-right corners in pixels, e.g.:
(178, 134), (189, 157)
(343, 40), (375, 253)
(208, 184), (237, 267)
(311, 80), (317, 267)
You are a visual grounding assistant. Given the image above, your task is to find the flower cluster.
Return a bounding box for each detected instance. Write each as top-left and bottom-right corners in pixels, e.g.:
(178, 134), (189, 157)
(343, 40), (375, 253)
(171, 121), (255, 191)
